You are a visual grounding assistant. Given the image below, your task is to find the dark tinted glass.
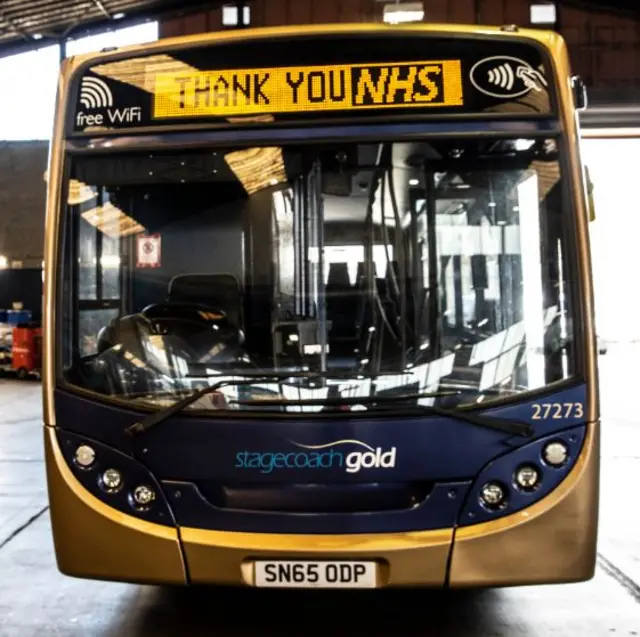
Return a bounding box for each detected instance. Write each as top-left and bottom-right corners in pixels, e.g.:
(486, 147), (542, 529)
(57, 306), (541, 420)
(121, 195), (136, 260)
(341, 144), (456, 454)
(60, 137), (577, 414)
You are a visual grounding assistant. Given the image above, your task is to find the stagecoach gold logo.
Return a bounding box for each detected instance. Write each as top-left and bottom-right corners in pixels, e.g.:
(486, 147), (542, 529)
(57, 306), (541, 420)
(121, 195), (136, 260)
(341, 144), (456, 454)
(235, 439), (397, 474)
(152, 60), (464, 119)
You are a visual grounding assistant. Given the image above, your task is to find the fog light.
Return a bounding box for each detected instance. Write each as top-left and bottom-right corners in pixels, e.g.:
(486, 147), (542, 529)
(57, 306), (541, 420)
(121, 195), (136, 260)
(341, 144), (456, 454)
(480, 482), (507, 509)
(132, 485), (156, 507)
(74, 444), (95, 468)
(543, 441), (568, 467)
(101, 468), (122, 491)
(515, 464), (540, 490)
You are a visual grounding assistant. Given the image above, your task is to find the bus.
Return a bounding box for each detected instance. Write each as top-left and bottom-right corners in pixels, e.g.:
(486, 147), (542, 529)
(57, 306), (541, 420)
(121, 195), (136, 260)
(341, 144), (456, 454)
(43, 23), (599, 589)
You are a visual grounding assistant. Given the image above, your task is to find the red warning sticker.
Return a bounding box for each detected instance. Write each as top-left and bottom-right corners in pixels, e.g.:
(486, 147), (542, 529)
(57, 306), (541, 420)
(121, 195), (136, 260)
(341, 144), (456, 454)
(136, 234), (161, 268)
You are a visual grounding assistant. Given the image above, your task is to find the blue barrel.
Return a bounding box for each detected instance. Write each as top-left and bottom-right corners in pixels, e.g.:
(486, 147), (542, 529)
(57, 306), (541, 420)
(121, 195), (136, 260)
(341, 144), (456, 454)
(6, 310), (32, 325)
(0, 310), (7, 322)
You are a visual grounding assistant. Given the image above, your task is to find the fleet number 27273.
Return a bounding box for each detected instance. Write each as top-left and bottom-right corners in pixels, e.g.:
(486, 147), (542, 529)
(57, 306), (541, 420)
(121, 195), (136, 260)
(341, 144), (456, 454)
(531, 402), (584, 420)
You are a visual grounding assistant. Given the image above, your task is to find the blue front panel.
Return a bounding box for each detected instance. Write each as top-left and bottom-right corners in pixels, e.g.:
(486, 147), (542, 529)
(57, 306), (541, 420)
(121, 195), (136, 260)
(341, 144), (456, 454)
(54, 383), (588, 533)
(161, 480), (471, 533)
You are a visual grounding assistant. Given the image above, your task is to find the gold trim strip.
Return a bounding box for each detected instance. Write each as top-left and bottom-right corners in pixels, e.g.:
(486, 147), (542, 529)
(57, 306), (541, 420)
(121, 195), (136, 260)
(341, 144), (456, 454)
(43, 65), (71, 428)
(549, 37), (599, 423)
(181, 526), (452, 551)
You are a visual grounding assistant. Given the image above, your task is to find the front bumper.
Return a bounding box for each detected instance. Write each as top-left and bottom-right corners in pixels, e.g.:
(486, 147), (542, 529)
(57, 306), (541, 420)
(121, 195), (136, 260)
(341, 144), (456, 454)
(44, 424), (598, 587)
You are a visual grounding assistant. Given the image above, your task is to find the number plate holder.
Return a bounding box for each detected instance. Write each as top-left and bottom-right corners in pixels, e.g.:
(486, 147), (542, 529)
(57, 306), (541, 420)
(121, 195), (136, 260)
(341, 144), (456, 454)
(253, 560), (378, 589)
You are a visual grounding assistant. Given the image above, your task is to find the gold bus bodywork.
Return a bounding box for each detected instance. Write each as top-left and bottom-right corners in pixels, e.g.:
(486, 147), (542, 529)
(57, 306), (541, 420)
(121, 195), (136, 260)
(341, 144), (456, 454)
(42, 23), (599, 588)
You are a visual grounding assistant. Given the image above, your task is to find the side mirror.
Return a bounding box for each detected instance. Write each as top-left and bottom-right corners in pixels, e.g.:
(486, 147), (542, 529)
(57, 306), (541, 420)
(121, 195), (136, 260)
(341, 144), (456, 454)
(571, 75), (588, 111)
(585, 165), (595, 222)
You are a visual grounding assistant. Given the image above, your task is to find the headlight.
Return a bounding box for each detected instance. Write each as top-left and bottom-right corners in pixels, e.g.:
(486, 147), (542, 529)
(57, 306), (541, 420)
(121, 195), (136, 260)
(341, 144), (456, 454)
(480, 482), (507, 509)
(100, 468), (123, 491)
(132, 485), (156, 508)
(514, 464), (541, 491)
(73, 444), (96, 468)
(543, 441), (568, 467)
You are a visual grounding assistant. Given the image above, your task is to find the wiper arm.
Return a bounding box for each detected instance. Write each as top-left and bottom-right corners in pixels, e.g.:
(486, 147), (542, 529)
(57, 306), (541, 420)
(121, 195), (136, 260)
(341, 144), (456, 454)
(126, 373), (292, 437)
(388, 402), (533, 437)
(234, 393), (533, 438)
(125, 370), (375, 437)
(125, 372), (533, 439)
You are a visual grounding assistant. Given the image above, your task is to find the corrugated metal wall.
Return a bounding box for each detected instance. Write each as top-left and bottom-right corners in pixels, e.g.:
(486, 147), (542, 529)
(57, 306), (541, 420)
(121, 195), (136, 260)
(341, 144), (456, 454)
(160, 0), (640, 102)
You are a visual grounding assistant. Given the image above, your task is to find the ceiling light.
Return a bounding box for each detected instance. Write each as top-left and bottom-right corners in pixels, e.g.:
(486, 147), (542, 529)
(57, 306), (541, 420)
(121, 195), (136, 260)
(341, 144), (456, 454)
(81, 201), (145, 238)
(224, 147), (287, 194)
(67, 179), (97, 206)
(383, 2), (425, 24)
(530, 3), (556, 24)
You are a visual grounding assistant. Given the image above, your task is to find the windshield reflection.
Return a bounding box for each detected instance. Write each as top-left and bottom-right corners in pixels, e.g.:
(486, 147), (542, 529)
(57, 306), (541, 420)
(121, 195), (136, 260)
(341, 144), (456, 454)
(62, 137), (576, 413)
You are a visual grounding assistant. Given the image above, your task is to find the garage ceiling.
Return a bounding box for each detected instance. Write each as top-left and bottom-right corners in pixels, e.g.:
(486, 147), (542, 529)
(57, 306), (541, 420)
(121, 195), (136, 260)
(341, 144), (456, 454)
(0, 0), (638, 59)
(562, 0), (640, 15)
(0, 0), (227, 58)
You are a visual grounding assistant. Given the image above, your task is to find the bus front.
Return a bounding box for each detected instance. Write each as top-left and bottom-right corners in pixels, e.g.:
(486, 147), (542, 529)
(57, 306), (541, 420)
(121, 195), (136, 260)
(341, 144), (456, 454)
(44, 24), (599, 588)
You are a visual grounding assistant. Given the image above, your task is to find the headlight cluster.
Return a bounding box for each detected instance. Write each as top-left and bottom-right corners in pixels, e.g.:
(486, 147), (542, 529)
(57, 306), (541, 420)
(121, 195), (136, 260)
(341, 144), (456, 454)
(478, 439), (567, 510)
(461, 429), (584, 525)
(73, 444), (160, 511)
(60, 431), (173, 526)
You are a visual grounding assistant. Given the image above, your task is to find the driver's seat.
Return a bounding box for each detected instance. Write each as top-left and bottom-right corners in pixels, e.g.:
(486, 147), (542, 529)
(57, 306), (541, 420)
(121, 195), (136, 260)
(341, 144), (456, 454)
(168, 273), (244, 329)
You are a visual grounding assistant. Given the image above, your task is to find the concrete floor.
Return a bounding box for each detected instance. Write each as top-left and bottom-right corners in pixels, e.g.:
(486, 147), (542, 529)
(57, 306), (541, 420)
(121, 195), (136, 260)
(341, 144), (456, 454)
(1, 348), (639, 635)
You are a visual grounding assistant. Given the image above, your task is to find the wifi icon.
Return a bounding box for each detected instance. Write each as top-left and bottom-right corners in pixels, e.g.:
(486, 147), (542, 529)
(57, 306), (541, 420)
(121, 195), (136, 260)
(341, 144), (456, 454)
(487, 63), (515, 91)
(79, 76), (114, 109)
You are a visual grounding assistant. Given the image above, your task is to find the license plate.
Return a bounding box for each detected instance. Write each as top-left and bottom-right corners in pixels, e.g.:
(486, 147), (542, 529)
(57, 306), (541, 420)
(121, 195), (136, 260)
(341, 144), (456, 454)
(254, 560), (377, 589)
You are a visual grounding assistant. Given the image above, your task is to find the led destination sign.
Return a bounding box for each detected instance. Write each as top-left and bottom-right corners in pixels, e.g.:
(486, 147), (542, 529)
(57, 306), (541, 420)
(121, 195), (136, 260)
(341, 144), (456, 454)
(69, 34), (553, 133)
(153, 61), (464, 118)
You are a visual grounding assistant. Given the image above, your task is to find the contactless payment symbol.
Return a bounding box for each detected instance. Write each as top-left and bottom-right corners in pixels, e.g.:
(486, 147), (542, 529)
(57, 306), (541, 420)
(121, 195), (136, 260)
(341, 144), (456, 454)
(470, 56), (548, 99)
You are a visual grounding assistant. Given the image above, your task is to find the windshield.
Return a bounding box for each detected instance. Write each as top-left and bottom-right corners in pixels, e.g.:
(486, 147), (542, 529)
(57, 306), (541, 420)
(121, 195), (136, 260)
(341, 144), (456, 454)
(59, 136), (577, 414)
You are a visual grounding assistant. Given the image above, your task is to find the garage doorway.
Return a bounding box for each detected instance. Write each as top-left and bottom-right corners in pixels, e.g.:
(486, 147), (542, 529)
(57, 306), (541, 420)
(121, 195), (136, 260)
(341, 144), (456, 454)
(581, 137), (640, 345)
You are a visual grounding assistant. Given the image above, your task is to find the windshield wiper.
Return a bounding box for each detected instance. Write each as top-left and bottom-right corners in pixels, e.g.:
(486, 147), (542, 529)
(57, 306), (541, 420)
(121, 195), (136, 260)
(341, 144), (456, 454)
(125, 373), (294, 437)
(233, 394), (533, 438)
(125, 375), (533, 439)
(125, 370), (379, 437)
